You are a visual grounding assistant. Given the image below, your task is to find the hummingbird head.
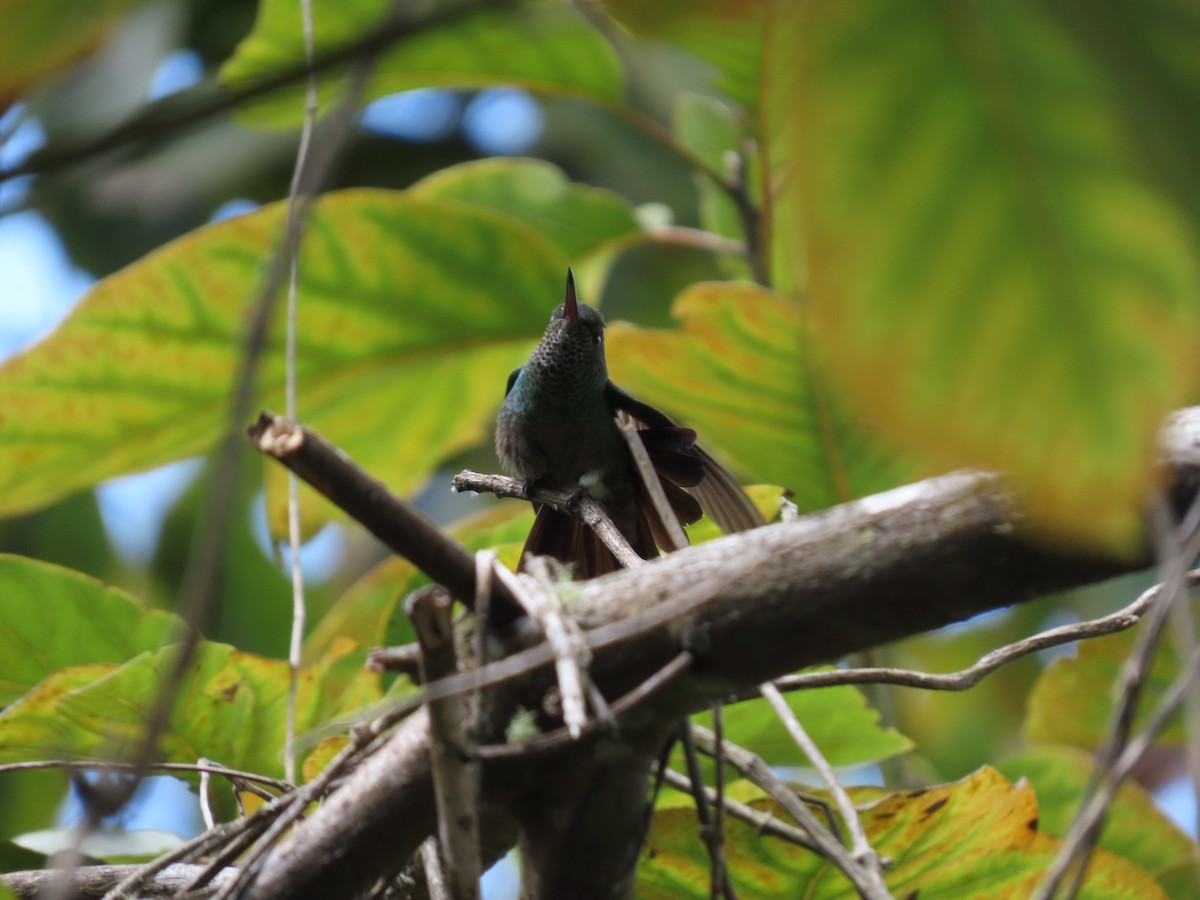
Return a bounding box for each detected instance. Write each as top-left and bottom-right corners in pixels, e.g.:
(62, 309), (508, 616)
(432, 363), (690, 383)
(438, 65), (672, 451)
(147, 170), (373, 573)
(527, 269), (609, 396)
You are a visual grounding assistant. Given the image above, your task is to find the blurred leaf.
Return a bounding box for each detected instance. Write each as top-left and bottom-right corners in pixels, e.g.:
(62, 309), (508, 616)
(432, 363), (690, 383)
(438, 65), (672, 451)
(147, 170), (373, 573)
(780, 1), (1200, 549)
(672, 94), (750, 281)
(607, 282), (910, 510)
(0, 640), (379, 779)
(639, 767), (1165, 898)
(1000, 746), (1200, 898)
(0, 0), (146, 104)
(0, 555), (180, 706)
(686, 678), (912, 771)
(602, 1), (765, 108)
(0, 492), (114, 584)
(1046, 1), (1200, 226)
(1025, 618), (1183, 749)
(219, 0), (623, 127)
(0, 185), (577, 525)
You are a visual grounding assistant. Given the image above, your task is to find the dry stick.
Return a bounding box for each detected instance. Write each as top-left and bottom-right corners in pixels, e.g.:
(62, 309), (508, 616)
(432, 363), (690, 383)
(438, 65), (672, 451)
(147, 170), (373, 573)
(710, 704), (731, 900)
(96, 44), (382, 900)
(679, 725), (737, 900)
(199, 764), (215, 830)
(0, 759), (290, 794)
(452, 470), (646, 570)
(759, 683), (891, 898)
(408, 586), (481, 900)
(466, 652), (694, 761)
(367, 643), (424, 678)
(1035, 504), (1200, 900)
(98, 804), (277, 900)
(1034, 633), (1200, 900)
(617, 418), (689, 551)
(282, 0), (320, 789)
(688, 724), (841, 844)
(660, 768), (819, 852)
(1160, 507), (1200, 842)
(5, 864), (239, 900)
(182, 815), (275, 894)
(495, 558), (593, 738)
(252, 419), (521, 624)
(770, 573), (1187, 695)
(689, 725), (873, 894)
(419, 837), (452, 900)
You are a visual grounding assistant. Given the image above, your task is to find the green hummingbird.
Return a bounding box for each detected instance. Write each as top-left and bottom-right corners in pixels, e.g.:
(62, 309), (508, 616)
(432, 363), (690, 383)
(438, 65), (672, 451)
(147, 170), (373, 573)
(496, 270), (762, 577)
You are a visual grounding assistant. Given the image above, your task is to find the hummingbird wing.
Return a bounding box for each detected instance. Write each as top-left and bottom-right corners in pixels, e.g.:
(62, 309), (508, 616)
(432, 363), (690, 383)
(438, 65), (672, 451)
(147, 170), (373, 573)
(605, 381), (763, 534)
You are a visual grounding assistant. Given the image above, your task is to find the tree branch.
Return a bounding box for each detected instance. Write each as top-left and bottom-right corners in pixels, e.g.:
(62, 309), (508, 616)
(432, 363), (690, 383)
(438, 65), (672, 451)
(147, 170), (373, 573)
(232, 408), (1200, 899)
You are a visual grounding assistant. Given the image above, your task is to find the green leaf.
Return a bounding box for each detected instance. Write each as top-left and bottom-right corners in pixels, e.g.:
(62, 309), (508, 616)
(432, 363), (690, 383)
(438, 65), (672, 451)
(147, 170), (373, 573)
(1025, 618), (1184, 749)
(999, 746), (1200, 898)
(0, 640), (379, 779)
(219, 0), (623, 128)
(690, 680), (912, 771)
(0, 0), (146, 102)
(0, 185), (572, 521)
(0, 555), (180, 706)
(606, 282), (910, 510)
(781, 1), (1200, 549)
(411, 158), (643, 264)
(639, 767), (1166, 898)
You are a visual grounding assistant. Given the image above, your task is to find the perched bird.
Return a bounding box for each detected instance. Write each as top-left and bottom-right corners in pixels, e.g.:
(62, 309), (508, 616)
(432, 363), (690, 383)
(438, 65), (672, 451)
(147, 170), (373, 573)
(496, 270), (762, 577)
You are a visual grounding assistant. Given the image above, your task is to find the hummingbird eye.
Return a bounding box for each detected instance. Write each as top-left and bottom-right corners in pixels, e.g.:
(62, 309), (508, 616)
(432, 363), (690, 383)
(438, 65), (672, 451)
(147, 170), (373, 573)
(592, 334), (603, 346)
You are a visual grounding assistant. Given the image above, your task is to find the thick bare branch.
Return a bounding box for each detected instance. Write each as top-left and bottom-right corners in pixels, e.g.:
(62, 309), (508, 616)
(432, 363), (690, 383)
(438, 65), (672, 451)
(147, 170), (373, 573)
(235, 408), (1200, 900)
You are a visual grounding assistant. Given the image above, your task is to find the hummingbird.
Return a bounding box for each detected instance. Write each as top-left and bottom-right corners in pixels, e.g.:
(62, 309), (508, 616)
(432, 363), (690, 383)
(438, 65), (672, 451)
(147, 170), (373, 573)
(496, 270), (762, 578)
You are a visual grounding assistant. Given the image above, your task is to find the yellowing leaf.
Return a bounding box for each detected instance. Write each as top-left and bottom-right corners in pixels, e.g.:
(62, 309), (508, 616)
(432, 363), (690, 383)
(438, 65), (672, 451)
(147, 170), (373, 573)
(0, 641), (379, 779)
(607, 282), (910, 511)
(1000, 746), (1200, 897)
(0, 180), (591, 520)
(780, 1), (1200, 549)
(639, 767), (1166, 898)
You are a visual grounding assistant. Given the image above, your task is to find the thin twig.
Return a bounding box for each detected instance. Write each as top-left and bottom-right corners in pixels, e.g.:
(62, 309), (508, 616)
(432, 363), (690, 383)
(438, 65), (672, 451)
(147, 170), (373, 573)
(283, 0), (320, 790)
(679, 724), (736, 900)
(465, 652), (693, 761)
(686, 724), (880, 894)
(659, 768), (819, 851)
(617, 419), (688, 551)
(769, 574), (1188, 695)
(495, 558), (592, 738)
(1035, 498), (1200, 900)
(760, 683), (890, 896)
(453, 470), (646, 569)
(419, 837), (451, 900)
(0, 759), (291, 793)
(710, 704), (731, 900)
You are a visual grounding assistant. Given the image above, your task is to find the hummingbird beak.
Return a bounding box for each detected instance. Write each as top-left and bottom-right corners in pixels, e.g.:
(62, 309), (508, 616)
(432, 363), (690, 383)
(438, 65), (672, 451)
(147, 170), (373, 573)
(563, 269), (579, 323)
